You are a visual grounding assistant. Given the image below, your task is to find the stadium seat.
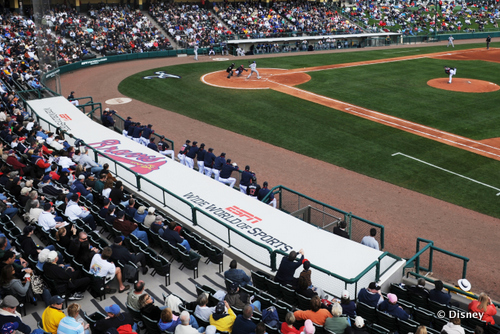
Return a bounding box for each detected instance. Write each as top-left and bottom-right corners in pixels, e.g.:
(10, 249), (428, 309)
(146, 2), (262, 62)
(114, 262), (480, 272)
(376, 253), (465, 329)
(265, 277), (282, 299)
(273, 300), (293, 322)
(251, 271), (268, 291)
(367, 323), (390, 334)
(150, 255), (171, 286)
(357, 302), (377, 324)
(432, 314), (448, 330)
(142, 314), (162, 334)
(126, 302), (142, 324)
(390, 283), (409, 301)
(464, 316), (487, 331)
(179, 250), (201, 279)
(376, 309), (397, 331)
(409, 293), (428, 309)
(296, 293), (312, 311)
(397, 318), (419, 334)
(206, 244), (224, 273)
(168, 243), (183, 263)
(428, 300), (447, 314)
(280, 284), (297, 306)
(413, 307), (434, 327)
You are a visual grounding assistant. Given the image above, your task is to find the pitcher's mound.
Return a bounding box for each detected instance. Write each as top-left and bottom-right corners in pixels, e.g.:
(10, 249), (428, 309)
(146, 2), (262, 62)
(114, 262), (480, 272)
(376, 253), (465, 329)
(427, 78), (500, 93)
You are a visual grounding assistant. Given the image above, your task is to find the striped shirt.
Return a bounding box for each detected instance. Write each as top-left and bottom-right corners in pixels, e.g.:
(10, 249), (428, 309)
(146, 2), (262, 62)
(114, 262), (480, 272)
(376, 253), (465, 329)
(57, 316), (84, 334)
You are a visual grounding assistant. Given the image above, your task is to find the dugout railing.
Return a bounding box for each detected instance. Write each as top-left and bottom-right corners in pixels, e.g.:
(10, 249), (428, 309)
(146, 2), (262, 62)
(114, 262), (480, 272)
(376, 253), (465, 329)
(405, 237), (469, 280)
(263, 185), (385, 250)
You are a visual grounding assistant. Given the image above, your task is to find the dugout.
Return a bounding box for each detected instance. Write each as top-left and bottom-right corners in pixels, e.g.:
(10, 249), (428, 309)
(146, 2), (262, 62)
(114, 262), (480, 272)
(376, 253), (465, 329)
(227, 32), (401, 54)
(27, 96), (406, 298)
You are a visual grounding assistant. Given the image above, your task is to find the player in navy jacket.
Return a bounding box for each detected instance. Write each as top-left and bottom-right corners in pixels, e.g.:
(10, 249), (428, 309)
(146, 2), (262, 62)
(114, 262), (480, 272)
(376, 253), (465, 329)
(185, 141), (199, 169)
(203, 148), (216, 177)
(239, 166), (254, 194)
(196, 143), (206, 174)
(213, 152), (226, 181)
(219, 159), (239, 188)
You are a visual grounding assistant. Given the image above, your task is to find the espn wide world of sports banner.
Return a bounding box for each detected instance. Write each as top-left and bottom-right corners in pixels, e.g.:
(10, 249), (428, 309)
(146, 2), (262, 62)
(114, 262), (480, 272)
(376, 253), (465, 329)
(28, 97), (397, 283)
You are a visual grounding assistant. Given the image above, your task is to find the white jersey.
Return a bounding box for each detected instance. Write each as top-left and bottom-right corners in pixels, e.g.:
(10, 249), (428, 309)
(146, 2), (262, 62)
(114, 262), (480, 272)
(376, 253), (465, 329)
(249, 63), (257, 71)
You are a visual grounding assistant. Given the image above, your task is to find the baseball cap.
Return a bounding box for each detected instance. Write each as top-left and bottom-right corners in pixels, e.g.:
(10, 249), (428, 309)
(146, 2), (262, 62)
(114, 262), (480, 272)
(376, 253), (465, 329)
(368, 282), (380, 290)
(354, 316), (365, 328)
(1, 322), (19, 334)
(42, 175), (51, 182)
(78, 174), (85, 180)
(341, 290), (350, 299)
(50, 295), (64, 305)
(114, 236), (125, 244)
(387, 293), (398, 304)
(215, 301), (225, 314)
(0, 296), (19, 308)
(105, 304), (121, 315)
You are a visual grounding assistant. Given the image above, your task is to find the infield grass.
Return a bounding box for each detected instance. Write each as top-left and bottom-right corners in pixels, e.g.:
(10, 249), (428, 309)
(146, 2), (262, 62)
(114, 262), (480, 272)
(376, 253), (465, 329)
(118, 42), (500, 219)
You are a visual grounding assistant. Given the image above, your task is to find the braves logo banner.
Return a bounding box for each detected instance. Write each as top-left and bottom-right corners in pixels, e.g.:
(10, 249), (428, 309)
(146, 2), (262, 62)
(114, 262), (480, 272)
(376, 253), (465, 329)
(143, 71), (181, 79)
(88, 139), (167, 174)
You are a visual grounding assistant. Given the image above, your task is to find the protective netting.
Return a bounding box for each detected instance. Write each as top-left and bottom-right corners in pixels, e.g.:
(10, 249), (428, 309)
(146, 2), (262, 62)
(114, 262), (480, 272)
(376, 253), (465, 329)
(278, 187), (384, 249)
(34, 0), (61, 94)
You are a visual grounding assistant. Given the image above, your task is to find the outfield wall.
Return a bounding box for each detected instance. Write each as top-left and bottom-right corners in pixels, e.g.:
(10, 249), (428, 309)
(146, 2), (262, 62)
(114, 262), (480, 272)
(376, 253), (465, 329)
(26, 96), (405, 297)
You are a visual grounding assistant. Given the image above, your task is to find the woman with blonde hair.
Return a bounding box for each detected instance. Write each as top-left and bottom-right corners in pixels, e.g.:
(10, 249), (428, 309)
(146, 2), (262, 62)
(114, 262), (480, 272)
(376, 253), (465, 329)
(281, 312), (304, 334)
(468, 293), (497, 324)
(416, 326), (427, 334)
(59, 303), (90, 334)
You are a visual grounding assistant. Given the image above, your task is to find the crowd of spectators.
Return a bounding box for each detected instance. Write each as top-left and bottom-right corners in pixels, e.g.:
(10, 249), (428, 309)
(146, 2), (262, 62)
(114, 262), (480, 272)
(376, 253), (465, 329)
(215, 1), (364, 40)
(349, 1), (500, 35)
(149, 3), (232, 48)
(43, 4), (171, 57)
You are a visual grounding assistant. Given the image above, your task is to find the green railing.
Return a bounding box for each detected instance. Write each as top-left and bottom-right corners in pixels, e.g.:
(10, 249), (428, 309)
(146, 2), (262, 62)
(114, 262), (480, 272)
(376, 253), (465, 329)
(271, 248), (401, 299)
(404, 238), (469, 279)
(268, 185), (385, 249)
(406, 272), (500, 309)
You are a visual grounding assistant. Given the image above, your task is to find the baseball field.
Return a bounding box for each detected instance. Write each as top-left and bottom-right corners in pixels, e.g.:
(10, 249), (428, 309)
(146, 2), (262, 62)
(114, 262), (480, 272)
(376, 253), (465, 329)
(118, 42), (500, 220)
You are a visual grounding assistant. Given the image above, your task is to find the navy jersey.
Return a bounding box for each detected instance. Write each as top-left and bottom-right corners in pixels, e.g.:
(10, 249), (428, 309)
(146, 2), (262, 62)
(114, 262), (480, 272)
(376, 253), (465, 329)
(213, 156), (226, 170)
(204, 152), (216, 167)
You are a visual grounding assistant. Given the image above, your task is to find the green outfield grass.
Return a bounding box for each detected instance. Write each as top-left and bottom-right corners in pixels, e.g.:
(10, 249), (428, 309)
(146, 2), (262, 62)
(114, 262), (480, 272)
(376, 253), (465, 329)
(118, 42), (500, 219)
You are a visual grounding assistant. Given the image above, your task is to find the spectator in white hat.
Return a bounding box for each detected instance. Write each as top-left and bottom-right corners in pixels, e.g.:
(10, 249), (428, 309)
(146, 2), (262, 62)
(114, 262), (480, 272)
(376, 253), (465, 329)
(340, 290), (356, 318)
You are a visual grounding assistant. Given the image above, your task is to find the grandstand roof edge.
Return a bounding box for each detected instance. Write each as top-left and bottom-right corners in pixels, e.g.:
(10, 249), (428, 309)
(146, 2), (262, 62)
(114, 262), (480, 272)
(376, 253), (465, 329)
(226, 32), (402, 44)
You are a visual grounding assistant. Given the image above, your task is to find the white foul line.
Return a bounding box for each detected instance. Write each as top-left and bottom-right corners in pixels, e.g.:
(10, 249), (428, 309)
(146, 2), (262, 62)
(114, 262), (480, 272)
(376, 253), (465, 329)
(392, 152), (500, 196)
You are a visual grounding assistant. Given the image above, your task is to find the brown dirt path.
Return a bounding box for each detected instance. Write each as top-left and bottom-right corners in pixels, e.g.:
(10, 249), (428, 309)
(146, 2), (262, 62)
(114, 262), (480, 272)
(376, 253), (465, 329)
(60, 40), (500, 299)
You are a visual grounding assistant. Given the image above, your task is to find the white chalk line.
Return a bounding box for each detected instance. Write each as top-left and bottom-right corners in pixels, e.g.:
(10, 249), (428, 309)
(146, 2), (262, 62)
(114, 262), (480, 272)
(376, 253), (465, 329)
(297, 49), (480, 74)
(265, 80), (500, 159)
(392, 152), (500, 195)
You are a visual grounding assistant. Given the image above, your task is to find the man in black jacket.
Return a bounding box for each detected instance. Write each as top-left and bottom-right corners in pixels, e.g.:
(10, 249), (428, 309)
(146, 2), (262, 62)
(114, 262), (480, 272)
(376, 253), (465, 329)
(110, 237), (148, 278)
(43, 250), (90, 300)
(333, 221), (349, 239)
